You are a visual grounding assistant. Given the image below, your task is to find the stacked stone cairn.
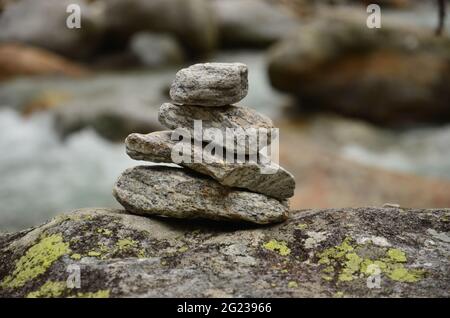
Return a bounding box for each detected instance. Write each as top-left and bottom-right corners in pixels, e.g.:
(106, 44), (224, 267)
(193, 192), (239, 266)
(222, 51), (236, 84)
(113, 63), (296, 224)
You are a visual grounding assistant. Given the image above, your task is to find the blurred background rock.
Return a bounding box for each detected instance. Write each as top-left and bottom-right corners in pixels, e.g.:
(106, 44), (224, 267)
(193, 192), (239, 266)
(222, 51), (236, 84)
(1, 0), (450, 231)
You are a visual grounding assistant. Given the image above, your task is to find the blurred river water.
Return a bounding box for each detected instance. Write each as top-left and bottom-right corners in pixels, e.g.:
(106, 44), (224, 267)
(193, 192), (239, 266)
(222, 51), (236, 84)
(1, 50), (450, 231)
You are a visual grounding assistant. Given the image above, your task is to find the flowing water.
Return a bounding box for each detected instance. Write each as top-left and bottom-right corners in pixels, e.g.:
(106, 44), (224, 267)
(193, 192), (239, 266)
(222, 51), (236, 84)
(341, 125), (450, 180)
(0, 109), (135, 232)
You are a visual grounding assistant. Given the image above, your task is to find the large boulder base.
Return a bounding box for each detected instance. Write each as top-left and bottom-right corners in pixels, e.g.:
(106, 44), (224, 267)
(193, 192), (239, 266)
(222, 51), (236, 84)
(0, 207), (448, 297)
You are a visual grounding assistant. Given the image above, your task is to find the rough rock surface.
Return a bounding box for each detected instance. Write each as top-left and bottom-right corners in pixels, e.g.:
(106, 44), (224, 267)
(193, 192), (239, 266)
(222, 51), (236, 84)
(159, 103), (274, 129)
(0, 207), (448, 297)
(125, 131), (295, 199)
(158, 102), (274, 153)
(159, 102), (273, 131)
(170, 63), (248, 106)
(268, 10), (450, 125)
(113, 165), (288, 224)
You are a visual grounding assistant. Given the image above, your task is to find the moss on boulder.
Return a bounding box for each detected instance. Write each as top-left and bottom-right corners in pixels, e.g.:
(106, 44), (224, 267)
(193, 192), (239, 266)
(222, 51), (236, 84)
(0, 207), (448, 297)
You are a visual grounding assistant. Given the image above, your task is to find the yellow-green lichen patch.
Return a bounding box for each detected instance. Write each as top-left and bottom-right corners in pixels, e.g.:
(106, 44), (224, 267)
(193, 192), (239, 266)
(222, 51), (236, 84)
(287, 281), (298, 288)
(74, 289), (110, 298)
(178, 246), (189, 253)
(66, 213), (94, 222)
(97, 228), (112, 236)
(115, 238), (146, 258)
(387, 248), (407, 263)
(87, 251), (102, 257)
(117, 238), (137, 250)
(1, 234), (70, 289)
(316, 238), (425, 284)
(338, 252), (362, 282)
(86, 242), (112, 259)
(333, 291), (344, 298)
(26, 281), (66, 298)
(323, 266), (334, 274)
(360, 259), (387, 275)
(388, 266), (424, 283)
(70, 253), (82, 260)
(263, 240), (291, 256)
(317, 237), (354, 266)
(297, 223), (308, 230)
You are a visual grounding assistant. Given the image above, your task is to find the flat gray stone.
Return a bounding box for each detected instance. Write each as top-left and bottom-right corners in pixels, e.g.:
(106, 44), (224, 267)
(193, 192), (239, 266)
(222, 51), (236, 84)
(158, 102), (274, 153)
(169, 62), (248, 106)
(125, 131), (295, 199)
(113, 165), (288, 224)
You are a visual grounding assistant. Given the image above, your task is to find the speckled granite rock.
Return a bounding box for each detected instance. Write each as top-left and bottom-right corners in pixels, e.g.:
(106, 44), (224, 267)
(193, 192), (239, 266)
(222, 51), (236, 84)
(113, 165), (289, 224)
(159, 102), (273, 130)
(125, 131), (295, 199)
(0, 207), (448, 298)
(169, 63), (248, 106)
(158, 102), (274, 153)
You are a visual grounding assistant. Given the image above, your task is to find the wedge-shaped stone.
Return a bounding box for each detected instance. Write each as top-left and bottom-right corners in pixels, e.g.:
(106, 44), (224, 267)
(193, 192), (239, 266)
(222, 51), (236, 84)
(125, 131), (295, 199)
(159, 102), (273, 131)
(113, 165), (288, 224)
(159, 102), (275, 154)
(169, 63), (248, 106)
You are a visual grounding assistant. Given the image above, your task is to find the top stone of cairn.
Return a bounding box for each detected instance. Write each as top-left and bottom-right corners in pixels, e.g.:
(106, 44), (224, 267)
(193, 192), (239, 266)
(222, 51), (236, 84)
(169, 63), (248, 107)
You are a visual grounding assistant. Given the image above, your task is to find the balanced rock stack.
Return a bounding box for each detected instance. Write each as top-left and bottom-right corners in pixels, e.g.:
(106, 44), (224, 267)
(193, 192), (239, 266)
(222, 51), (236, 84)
(113, 63), (296, 224)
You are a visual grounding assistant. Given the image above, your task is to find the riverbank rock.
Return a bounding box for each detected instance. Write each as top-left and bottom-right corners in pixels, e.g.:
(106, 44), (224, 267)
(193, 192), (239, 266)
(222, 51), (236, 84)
(125, 131), (295, 199)
(0, 44), (88, 82)
(0, 0), (103, 59)
(101, 0), (217, 56)
(113, 165), (289, 224)
(53, 97), (163, 142)
(211, 0), (300, 48)
(170, 63), (248, 106)
(0, 72), (169, 141)
(268, 10), (450, 125)
(129, 32), (185, 68)
(0, 207), (448, 297)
